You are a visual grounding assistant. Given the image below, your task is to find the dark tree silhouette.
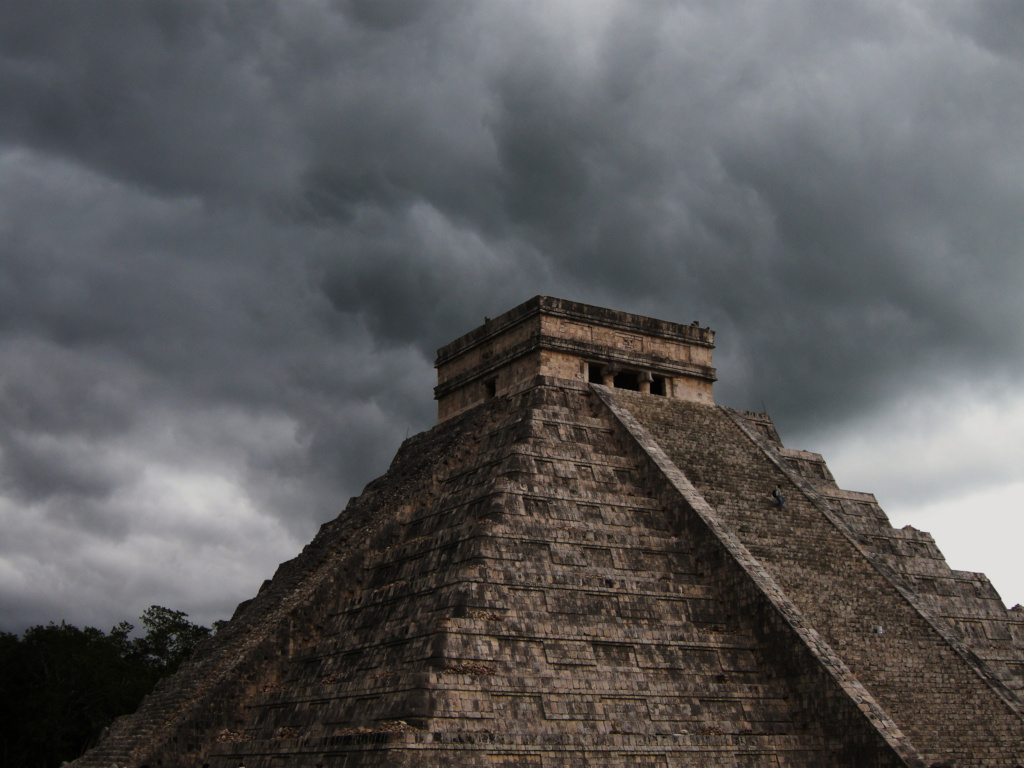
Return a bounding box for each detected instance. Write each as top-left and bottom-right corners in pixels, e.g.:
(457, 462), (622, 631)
(0, 607), (213, 768)
(134, 605), (212, 673)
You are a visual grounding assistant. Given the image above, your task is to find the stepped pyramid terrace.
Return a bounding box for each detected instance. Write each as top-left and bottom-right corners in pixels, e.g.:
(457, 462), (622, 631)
(73, 296), (1024, 768)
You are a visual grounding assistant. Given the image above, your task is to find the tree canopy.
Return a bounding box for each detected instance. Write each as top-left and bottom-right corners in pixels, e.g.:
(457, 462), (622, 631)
(0, 607), (213, 768)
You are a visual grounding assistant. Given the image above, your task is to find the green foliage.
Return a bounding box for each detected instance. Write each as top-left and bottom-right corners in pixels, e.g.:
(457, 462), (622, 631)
(0, 606), (215, 768)
(135, 605), (212, 673)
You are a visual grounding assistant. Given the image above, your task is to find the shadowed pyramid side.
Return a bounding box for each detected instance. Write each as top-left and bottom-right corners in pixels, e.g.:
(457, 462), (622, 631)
(612, 389), (1024, 767)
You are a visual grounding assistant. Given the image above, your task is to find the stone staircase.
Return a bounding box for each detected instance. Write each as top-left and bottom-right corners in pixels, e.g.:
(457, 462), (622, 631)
(725, 407), (1024, 697)
(613, 390), (1024, 767)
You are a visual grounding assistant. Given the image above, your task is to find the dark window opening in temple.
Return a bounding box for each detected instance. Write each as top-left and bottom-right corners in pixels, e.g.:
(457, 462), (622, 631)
(652, 376), (666, 396)
(588, 363), (604, 383)
(614, 371), (640, 391)
(484, 378), (497, 398)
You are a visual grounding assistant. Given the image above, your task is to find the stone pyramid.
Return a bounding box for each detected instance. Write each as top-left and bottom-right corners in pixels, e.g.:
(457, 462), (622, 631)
(74, 297), (1024, 767)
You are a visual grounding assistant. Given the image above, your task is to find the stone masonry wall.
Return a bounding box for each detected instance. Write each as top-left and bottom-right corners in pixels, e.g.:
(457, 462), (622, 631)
(78, 378), (916, 767)
(74, 375), (1024, 767)
(71, 403), (491, 768)
(726, 409), (1024, 700)
(615, 391), (1024, 766)
(210, 379), (869, 766)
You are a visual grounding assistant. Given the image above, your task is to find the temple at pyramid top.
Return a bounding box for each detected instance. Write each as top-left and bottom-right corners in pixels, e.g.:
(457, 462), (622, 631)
(435, 295), (717, 421)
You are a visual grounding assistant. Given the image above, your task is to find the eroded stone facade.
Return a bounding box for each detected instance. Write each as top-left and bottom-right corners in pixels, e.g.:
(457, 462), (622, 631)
(435, 297), (716, 421)
(72, 299), (1024, 768)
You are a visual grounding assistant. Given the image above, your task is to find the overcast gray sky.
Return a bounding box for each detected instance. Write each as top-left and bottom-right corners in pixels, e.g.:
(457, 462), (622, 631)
(1, 0), (1022, 633)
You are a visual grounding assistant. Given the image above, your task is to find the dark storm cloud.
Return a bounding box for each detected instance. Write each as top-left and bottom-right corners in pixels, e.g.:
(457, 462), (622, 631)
(0, 148), (423, 543)
(0, 1), (307, 201)
(1, 0), (1023, 630)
